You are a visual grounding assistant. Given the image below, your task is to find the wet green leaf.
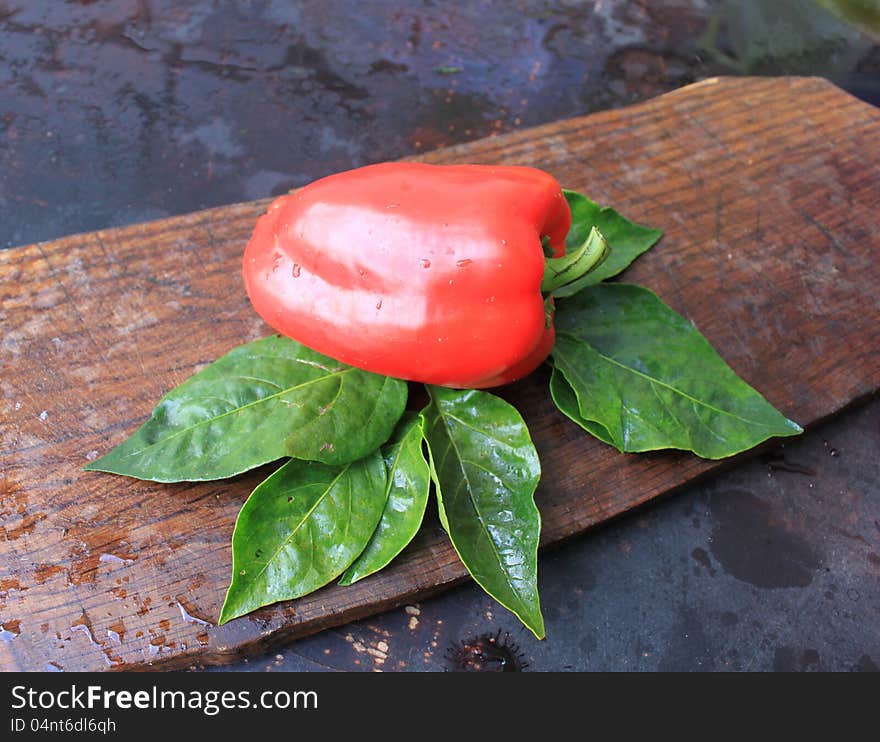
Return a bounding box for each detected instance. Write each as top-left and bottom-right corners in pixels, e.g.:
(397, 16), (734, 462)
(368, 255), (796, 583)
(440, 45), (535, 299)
(339, 414), (431, 585)
(421, 387), (544, 638)
(817, 0), (880, 38)
(84, 335), (407, 481)
(548, 366), (614, 446)
(552, 284), (803, 458)
(219, 452), (387, 623)
(553, 190), (663, 297)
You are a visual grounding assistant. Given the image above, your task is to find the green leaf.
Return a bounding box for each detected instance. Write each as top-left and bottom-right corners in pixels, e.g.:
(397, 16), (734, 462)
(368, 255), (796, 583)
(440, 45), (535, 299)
(339, 414), (431, 585)
(84, 335), (407, 481)
(420, 386), (544, 639)
(553, 190), (663, 297)
(552, 284), (803, 458)
(548, 366), (615, 446)
(219, 452), (387, 623)
(816, 0), (880, 38)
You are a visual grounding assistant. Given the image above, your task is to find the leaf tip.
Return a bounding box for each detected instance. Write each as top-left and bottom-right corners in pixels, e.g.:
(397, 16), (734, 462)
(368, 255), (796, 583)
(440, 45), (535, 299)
(217, 601), (238, 625)
(525, 614), (546, 640)
(773, 415), (804, 440)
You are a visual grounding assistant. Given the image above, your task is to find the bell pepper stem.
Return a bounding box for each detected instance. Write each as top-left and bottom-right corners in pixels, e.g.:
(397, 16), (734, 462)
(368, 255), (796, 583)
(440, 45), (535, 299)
(541, 226), (610, 294)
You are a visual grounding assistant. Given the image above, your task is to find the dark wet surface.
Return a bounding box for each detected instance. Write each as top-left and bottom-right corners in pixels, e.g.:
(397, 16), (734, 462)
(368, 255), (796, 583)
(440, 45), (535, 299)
(706, 489), (823, 589)
(3, 0), (877, 249)
(3, 0), (878, 671)
(213, 396), (878, 672)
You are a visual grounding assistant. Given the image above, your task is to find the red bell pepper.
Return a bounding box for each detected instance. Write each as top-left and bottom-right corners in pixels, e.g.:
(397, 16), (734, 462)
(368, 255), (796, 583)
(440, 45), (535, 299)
(242, 162), (584, 388)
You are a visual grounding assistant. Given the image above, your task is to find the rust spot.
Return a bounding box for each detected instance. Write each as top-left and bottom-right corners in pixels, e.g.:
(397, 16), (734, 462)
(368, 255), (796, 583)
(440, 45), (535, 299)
(69, 612), (98, 646)
(34, 563), (64, 583)
(135, 596), (152, 616)
(0, 477), (25, 515)
(0, 578), (26, 595)
(148, 633), (175, 655)
(0, 619), (22, 641)
(107, 619), (127, 643)
(66, 543), (99, 586)
(0, 511), (47, 541)
(103, 651), (124, 667)
(67, 532), (138, 586)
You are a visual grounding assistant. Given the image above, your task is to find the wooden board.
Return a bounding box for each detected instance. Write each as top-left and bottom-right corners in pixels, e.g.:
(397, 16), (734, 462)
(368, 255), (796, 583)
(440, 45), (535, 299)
(1, 77), (878, 672)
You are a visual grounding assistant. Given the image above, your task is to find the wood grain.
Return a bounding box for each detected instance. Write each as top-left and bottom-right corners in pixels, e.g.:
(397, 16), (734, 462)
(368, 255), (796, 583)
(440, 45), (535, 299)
(1, 77), (878, 672)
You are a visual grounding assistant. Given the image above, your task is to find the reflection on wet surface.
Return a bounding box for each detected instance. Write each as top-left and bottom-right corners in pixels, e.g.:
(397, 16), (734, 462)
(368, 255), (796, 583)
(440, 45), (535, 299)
(1, 1), (876, 248)
(707, 489), (823, 589)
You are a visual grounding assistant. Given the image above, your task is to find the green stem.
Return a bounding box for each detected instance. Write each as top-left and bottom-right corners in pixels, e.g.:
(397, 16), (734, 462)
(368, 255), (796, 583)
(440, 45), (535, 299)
(541, 226), (610, 294)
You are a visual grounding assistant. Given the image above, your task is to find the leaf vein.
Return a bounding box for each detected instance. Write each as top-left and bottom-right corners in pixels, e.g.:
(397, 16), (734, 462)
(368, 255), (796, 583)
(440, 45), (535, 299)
(433, 399), (527, 613)
(126, 369), (350, 457)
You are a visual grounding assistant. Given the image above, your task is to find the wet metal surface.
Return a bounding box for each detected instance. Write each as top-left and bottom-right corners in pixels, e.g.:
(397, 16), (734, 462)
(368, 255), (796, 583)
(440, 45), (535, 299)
(2, 0), (878, 671)
(4, 0), (877, 250)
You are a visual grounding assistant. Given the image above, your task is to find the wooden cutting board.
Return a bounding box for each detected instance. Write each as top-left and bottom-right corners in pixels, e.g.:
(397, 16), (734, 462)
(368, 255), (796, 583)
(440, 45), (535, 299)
(1, 77), (878, 672)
